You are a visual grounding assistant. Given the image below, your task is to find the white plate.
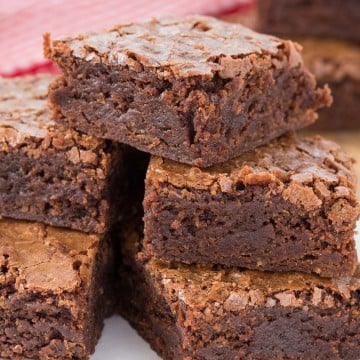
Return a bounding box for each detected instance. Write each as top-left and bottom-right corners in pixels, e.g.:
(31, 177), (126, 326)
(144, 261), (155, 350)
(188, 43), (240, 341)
(91, 316), (160, 359)
(92, 221), (360, 359)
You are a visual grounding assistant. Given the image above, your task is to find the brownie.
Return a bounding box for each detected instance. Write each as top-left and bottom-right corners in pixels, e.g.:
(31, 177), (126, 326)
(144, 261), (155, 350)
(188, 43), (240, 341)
(0, 75), (125, 233)
(143, 133), (359, 277)
(257, 0), (360, 43)
(0, 218), (114, 359)
(118, 223), (360, 360)
(44, 15), (331, 168)
(299, 38), (360, 130)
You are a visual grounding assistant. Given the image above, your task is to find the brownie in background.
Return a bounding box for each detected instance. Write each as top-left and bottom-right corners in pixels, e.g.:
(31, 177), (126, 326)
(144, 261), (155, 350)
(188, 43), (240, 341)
(300, 38), (360, 130)
(144, 133), (359, 277)
(255, 0), (360, 130)
(0, 75), (126, 233)
(257, 0), (360, 43)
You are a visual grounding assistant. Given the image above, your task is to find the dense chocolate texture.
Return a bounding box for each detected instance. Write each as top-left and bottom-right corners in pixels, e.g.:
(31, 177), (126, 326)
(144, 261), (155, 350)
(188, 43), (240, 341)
(0, 218), (114, 359)
(257, 0), (360, 43)
(45, 16), (331, 167)
(300, 38), (360, 130)
(0, 75), (124, 233)
(119, 225), (360, 360)
(144, 133), (359, 277)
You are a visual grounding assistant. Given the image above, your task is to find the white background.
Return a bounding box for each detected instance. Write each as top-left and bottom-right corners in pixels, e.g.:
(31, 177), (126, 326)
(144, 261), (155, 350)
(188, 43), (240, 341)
(92, 222), (360, 359)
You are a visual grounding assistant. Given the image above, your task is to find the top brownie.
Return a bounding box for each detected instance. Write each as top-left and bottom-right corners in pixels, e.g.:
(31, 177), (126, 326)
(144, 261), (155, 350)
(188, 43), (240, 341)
(257, 0), (360, 43)
(45, 16), (331, 167)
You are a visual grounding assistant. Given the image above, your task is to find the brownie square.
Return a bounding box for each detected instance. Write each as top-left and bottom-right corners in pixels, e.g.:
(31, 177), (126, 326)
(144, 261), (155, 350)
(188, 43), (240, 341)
(144, 133), (359, 277)
(0, 75), (125, 233)
(300, 38), (360, 130)
(0, 218), (114, 359)
(257, 0), (360, 43)
(118, 223), (360, 360)
(45, 15), (331, 168)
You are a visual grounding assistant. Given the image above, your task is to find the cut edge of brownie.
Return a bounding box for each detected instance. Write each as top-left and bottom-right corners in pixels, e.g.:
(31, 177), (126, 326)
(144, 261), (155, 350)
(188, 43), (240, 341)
(44, 16), (332, 167)
(143, 133), (359, 277)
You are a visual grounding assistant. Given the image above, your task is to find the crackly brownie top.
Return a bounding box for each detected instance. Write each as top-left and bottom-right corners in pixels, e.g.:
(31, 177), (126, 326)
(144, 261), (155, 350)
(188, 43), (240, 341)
(124, 225), (360, 311)
(0, 218), (100, 292)
(300, 38), (360, 82)
(147, 133), (357, 209)
(45, 15), (303, 78)
(0, 75), (108, 160)
(148, 259), (360, 312)
(0, 75), (54, 145)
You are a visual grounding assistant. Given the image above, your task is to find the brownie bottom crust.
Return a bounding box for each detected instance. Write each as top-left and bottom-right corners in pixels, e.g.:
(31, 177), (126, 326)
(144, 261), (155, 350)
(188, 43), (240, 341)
(118, 230), (360, 360)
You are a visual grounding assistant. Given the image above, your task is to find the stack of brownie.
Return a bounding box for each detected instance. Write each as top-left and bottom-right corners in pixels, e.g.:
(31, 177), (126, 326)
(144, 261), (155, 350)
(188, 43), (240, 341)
(0, 75), (125, 359)
(1, 15), (360, 359)
(256, 0), (360, 130)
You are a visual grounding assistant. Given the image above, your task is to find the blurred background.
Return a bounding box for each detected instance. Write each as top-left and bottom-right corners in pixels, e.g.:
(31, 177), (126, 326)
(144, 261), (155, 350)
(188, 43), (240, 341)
(0, 2), (359, 358)
(0, 0), (359, 195)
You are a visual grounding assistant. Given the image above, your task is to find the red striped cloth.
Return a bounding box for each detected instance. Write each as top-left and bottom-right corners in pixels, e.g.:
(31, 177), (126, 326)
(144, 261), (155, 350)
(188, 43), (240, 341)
(0, 0), (253, 77)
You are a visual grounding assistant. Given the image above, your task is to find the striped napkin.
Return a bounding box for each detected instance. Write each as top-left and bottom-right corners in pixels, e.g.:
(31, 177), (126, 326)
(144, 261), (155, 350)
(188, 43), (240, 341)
(0, 0), (253, 77)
